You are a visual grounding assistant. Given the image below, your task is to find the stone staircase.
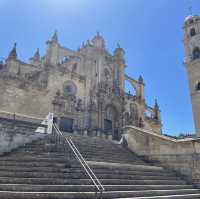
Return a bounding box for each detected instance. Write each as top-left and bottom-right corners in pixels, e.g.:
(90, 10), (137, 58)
(0, 133), (200, 198)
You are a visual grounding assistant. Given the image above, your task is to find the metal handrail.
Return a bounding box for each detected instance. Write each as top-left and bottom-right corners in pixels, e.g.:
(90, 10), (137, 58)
(53, 124), (100, 190)
(68, 138), (104, 191)
(52, 123), (104, 193)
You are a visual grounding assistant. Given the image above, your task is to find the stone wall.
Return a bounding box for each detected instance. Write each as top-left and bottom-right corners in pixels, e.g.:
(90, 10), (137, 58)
(122, 125), (200, 186)
(0, 68), (86, 119)
(0, 112), (47, 155)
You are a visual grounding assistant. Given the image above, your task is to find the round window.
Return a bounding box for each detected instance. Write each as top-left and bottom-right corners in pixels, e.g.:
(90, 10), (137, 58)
(63, 81), (77, 96)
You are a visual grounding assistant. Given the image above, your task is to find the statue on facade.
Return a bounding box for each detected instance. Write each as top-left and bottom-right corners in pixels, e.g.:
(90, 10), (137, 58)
(76, 99), (84, 112)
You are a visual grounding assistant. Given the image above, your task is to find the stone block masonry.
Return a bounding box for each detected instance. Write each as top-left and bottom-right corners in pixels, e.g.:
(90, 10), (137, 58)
(123, 125), (200, 187)
(0, 111), (47, 155)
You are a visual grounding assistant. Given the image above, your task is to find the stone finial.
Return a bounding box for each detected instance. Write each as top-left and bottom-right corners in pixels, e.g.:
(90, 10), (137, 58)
(154, 99), (160, 121)
(86, 40), (91, 46)
(117, 43), (121, 48)
(138, 75), (144, 84)
(81, 42), (85, 48)
(8, 42), (17, 60)
(138, 117), (144, 128)
(114, 43), (125, 56)
(92, 32), (105, 48)
(114, 44), (125, 65)
(32, 48), (40, 61)
(52, 30), (58, 42)
(154, 99), (159, 110)
(95, 31), (102, 39)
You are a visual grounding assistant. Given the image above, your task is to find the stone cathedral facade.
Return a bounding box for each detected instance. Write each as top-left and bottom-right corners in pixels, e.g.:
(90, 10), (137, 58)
(0, 32), (162, 139)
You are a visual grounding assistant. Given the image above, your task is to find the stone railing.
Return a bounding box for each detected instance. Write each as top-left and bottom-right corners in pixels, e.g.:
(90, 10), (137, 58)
(122, 125), (200, 187)
(0, 110), (45, 124)
(0, 110), (47, 155)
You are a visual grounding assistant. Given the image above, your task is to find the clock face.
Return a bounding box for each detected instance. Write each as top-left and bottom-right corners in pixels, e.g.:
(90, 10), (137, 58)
(63, 81), (77, 96)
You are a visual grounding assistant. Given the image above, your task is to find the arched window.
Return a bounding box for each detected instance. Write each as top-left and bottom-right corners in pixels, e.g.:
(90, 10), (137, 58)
(193, 47), (200, 60)
(190, 28), (196, 37)
(196, 81), (200, 91)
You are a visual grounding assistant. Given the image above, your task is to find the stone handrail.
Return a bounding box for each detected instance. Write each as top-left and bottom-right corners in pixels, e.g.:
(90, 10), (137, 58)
(122, 125), (200, 187)
(0, 110), (45, 125)
(123, 125), (200, 143)
(0, 110), (48, 155)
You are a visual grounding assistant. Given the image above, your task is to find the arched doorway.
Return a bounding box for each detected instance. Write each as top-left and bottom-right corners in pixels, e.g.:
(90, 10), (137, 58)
(104, 105), (119, 140)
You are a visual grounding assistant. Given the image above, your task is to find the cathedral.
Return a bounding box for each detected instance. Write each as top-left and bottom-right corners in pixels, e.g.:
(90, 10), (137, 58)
(0, 32), (162, 139)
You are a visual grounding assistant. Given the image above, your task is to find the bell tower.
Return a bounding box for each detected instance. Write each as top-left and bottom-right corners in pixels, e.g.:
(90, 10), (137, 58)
(183, 15), (200, 137)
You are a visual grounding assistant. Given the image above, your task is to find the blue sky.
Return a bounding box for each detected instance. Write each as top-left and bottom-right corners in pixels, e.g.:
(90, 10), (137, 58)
(0, 0), (200, 135)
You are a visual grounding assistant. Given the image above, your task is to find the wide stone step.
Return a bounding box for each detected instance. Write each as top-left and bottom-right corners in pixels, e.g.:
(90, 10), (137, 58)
(0, 171), (181, 180)
(87, 161), (164, 172)
(12, 154), (144, 165)
(0, 160), (157, 172)
(0, 184), (194, 192)
(0, 157), (70, 163)
(0, 189), (200, 199)
(0, 166), (75, 173)
(77, 148), (132, 154)
(81, 151), (142, 157)
(8, 152), (142, 161)
(118, 193), (200, 199)
(6, 155), (145, 165)
(0, 161), (68, 168)
(83, 153), (141, 159)
(17, 147), (133, 156)
(24, 142), (120, 149)
(17, 146), (139, 158)
(23, 143), (129, 154)
(11, 150), (141, 160)
(0, 177), (187, 185)
(0, 166), (176, 177)
(73, 168), (176, 177)
(84, 157), (145, 164)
